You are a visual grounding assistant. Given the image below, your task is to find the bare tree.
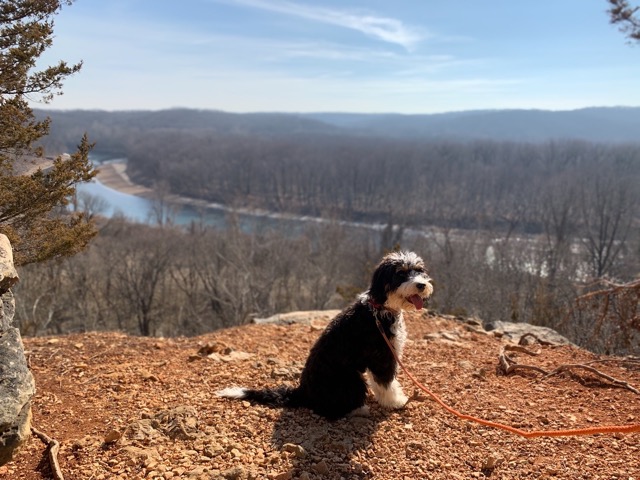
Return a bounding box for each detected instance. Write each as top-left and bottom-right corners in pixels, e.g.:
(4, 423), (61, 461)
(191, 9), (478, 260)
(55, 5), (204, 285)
(13, 261), (64, 336)
(109, 224), (177, 335)
(74, 192), (109, 220)
(578, 171), (637, 279)
(537, 175), (578, 283)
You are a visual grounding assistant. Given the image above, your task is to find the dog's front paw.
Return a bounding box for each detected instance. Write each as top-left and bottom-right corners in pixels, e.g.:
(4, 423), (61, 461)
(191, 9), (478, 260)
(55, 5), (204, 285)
(389, 391), (409, 409)
(378, 390), (408, 409)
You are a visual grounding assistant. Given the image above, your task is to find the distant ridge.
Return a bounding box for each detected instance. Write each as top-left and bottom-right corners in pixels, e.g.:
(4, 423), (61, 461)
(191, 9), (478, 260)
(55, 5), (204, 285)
(37, 106), (640, 144)
(302, 107), (640, 142)
(38, 108), (341, 136)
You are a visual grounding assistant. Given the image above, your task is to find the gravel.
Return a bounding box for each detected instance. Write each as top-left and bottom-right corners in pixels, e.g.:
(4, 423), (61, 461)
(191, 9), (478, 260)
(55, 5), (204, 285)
(3, 312), (639, 479)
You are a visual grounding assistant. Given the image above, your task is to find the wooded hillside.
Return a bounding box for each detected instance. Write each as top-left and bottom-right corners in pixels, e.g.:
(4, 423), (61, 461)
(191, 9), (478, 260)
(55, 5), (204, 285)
(18, 108), (639, 354)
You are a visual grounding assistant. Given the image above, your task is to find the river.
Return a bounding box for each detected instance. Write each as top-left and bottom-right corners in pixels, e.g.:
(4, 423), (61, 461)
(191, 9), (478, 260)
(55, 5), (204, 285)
(74, 159), (389, 235)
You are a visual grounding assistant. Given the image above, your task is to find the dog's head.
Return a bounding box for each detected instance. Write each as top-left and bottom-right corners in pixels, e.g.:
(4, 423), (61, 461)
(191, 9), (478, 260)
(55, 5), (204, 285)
(368, 251), (433, 312)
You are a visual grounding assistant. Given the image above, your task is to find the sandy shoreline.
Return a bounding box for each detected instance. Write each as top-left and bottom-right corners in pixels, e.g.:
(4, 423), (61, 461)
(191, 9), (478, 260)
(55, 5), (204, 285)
(94, 161), (153, 196)
(91, 161), (385, 231)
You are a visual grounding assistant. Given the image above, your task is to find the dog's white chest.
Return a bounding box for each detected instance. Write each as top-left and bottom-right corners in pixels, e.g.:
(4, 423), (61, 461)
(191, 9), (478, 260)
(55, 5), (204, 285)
(389, 313), (407, 359)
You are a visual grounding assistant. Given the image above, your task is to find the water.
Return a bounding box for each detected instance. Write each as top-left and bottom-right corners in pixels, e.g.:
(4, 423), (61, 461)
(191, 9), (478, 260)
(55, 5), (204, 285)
(75, 178), (232, 227)
(74, 160), (387, 234)
(76, 179), (160, 223)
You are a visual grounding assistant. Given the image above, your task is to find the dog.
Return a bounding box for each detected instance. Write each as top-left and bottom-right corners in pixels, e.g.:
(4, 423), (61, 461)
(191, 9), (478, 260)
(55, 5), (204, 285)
(216, 250), (433, 420)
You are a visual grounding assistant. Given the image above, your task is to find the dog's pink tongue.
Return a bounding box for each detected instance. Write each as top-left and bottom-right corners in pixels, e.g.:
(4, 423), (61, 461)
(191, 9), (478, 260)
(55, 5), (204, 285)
(409, 294), (424, 310)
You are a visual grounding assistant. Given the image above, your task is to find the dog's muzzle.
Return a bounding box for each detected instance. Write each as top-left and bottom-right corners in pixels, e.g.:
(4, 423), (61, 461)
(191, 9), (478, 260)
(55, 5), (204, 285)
(408, 279), (432, 310)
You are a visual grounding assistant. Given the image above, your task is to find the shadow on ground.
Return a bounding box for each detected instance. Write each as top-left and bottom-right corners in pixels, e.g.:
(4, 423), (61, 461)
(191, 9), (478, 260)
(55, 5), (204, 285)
(271, 401), (411, 479)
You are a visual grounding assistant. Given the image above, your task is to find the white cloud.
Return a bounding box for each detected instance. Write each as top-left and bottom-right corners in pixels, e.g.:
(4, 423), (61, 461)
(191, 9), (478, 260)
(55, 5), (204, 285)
(220, 0), (425, 50)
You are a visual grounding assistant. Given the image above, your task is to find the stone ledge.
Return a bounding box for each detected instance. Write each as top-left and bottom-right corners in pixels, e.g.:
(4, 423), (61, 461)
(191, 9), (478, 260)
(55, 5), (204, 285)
(253, 310), (342, 326)
(0, 234), (18, 295)
(0, 234), (32, 467)
(0, 327), (35, 465)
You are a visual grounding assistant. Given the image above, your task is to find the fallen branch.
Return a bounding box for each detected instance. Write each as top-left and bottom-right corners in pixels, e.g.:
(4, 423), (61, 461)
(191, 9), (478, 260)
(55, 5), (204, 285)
(585, 358), (640, 371)
(498, 345), (639, 395)
(499, 345), (546, 376)
(31, 427), (64, 480)
(518, 333), (556, 347)
(504, 344), (541, 356)
(539, 364), (640, 394)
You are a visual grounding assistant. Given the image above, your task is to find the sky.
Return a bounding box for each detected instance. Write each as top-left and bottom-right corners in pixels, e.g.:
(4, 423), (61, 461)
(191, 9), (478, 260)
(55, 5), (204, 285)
(32, 0), (640, 114)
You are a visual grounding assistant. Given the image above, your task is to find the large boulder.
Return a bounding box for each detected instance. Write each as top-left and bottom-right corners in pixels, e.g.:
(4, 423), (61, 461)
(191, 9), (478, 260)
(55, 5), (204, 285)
(0, 234), (34, 466)
(253, 310), (341, 326)
(0, 327), (34, 465)
(0, 234), (18, 297)
(484, 320), (573, 345)
(0, 235), (19, 349)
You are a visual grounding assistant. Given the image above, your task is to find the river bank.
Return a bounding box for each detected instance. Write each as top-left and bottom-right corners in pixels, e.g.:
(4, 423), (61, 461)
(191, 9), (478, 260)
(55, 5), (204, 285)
(94, 161), (152, 197)
(90, 159), (392, 233)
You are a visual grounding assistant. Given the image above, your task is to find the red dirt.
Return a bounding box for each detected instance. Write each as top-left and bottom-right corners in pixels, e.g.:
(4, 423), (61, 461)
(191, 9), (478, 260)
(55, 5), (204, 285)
(3, 312), (639, 479)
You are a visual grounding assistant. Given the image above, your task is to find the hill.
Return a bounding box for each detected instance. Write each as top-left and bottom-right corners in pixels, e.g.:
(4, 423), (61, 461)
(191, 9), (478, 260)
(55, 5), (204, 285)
(37, 107), (640, 151)
(7, 312), (640, 479)
(35, 108), (343, 156)
(304, 107), (640, 142)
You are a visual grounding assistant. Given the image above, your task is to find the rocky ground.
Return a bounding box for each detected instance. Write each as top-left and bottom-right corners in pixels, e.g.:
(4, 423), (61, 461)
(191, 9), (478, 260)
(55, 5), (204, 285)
(2, 311), (639, 479)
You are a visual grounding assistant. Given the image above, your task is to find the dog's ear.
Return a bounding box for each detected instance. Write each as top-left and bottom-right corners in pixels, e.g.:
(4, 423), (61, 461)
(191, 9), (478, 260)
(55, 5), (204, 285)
(369, 260), (396, 305)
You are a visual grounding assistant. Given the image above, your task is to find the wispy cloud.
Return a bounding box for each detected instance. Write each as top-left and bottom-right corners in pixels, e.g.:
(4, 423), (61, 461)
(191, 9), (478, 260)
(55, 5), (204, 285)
(220, 0), (425, 50)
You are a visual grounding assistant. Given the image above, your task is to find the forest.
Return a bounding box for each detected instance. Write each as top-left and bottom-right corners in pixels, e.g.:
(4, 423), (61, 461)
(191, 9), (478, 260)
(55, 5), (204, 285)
(124, 134), (640, 238)
(14, 108), (640, 355)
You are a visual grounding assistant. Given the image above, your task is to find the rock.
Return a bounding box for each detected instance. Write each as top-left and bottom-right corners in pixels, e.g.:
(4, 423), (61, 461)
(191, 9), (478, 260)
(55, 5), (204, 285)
(312, 460), (330, 475)
(270, 367), (300, 380)
(125, 406), (200, 441)
(457, 360), (475, 371)
(424, 331), (467, 347)
(104, 429), (122, 444)
(0, 235), (18, 296)
(483, 320), (572, 345)
(272, 471), (293, 480)
(482, 453), (504, 470)
(72, 435), (101, 450)
(0, 328), (35, 466)
(0, 291), (15, 331)
(187, 466), (208, 478)
(220, 466), (244, 480)
(281, 443), (306, 458)
(253, 310), (340, 326)
(208, 351), (253, 362)
(121, 446), (160, 467)
(197, 342), (231, 356)
(0, 235), (33, 466)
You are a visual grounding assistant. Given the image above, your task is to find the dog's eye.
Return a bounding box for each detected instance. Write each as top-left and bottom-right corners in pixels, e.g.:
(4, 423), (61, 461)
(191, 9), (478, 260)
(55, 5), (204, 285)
(395, 271), (409, 281)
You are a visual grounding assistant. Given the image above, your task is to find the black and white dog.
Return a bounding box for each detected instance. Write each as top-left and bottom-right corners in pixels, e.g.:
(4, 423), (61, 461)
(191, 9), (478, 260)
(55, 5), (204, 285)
(216, 251), (433, 420)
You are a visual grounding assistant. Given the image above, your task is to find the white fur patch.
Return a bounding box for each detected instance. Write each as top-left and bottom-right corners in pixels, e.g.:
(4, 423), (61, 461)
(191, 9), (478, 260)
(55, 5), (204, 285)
(389, 313), (407, 359)
(366, 372), (408, 409)
(215, 387), (247, 399)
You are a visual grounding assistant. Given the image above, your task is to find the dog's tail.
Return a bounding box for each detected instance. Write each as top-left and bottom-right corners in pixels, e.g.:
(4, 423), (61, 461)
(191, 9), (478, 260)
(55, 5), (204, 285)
(215, 385), (305, 408)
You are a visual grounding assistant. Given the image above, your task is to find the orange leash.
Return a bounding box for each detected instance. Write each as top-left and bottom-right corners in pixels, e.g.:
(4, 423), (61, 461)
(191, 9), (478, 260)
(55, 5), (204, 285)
(376, 319), (640, 438)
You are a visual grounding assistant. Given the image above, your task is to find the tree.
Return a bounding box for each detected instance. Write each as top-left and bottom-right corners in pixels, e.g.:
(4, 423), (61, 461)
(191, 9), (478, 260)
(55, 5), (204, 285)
(0, 0), (96, 266)
(608, 0), (640, 41)
(109, 224), (176, 336)
(578, 171), (636, 279)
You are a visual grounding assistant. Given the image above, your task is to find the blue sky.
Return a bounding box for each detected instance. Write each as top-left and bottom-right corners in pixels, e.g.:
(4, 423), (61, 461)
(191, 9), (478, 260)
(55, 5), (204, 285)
(33, 0), (640, 113)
